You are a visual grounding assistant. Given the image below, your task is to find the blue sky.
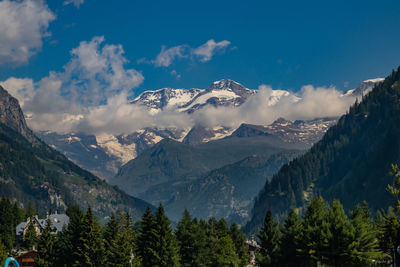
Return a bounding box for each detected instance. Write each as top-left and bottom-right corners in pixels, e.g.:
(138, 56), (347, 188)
(1, 0), (400, 94)
(0, 0), (399, 135)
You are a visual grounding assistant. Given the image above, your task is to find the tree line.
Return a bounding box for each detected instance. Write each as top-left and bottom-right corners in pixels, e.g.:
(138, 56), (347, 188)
(255, 163), (400, 267)
(0, 199), (248, 266)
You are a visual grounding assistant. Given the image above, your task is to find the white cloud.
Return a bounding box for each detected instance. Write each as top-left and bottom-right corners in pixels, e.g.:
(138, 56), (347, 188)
(0, 34), (357, 136)
(0, 0), (55, 65)
(1, 36), (144, 133)
(152, 45), (188, 67)
(63, 0), (84, 8)
(0, 77), (34, 107)
(146, 39), (232, 70)
(192, 39), (231, 62)
(191, 85), (356, 129)
(170, 70), (181, 79)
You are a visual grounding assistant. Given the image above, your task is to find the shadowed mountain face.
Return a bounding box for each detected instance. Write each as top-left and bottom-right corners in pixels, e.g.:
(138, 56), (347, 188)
(244, 68), (400, 233)
(0, 86), (38, 144)
(111, 136), (304, 222)
(0, 86), (152, 221)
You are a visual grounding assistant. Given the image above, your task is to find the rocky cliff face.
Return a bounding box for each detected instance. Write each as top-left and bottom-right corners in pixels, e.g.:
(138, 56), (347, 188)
(0, 86), (37, 143)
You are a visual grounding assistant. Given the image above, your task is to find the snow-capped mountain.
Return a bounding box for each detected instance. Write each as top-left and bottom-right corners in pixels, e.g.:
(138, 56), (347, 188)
(345, 78), (385, 96)
(131, 79), (257, 114)
(37, 78), (383, 179)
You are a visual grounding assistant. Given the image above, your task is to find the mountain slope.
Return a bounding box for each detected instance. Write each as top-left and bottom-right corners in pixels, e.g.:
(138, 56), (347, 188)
(112, 136), (304, 198)
(156, 151), (301, 223)
(244, 68), (400, 233)
(0, 86), (151, 221)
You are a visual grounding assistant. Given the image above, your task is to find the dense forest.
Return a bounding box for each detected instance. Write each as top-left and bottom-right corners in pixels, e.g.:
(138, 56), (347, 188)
(3, 162), (400, 267)
(0, 195), (249, 266)
(246, 67), (400, 233)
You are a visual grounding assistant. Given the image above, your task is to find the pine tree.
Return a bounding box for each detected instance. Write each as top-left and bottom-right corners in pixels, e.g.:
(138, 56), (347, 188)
(212, 235), (240, 267)
(192, 219), (211, 266)
(0, 196), (15, 251)
(349, 202), (385, 265)
(103, 213), (120, 267)
(23, 217), (38, 250)
(0, 242), (7, 265)
(300, 196), (330, 265)
(118, 212), (137, 267)
(175, 209), (197, 266)
(229, 222), (249, 266)
(72, 207), (104, 267)
(36, 218), (56, 267)
(63, 205), (84, 266)
(136, 206), (159, 267)
(325, 199), (354, 266)
(256, 210), (281, 267)
(104, 212), (135, 267)
(280, 209), (303, 267)
(154, 204), (180, 266)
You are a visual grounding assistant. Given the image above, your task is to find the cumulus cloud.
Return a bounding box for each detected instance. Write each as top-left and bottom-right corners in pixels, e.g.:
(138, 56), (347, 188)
(145, 39), (232, 69)
(152, 45), (188, 67)
(0, 34), (357, 136)
(191, 85), (356, 129)
(63, 0), (84, 8)
(1, 36), (144, 134)
(0, 0), (55, 65)
(192, 39), (231, 62)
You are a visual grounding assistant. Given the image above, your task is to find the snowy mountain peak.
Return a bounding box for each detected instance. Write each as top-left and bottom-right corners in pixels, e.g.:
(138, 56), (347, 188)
(207, 79), (248, 93)
(345, 77), (384, 97)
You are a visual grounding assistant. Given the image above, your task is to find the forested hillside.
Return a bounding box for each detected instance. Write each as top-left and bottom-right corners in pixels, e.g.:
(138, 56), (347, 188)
(245, 67), (400, 232)
(0, 86), (151, 220)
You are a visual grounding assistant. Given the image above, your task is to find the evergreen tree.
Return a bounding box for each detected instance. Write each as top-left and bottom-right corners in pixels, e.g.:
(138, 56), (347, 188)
(103, 213), (120, 267)
(136, 206), (159, 267)
(119, 212), (137, 267)
(376, 208), (400, 265)
(300, 196), (330, 265)
(212, 235), (240, 267)
(154, 204), (180, 266)
(280, 209), (303, 267)
(23, 217), (38, 250)
(229, 222), (249, 266)
(0, 196), (15, 251)
(36, 218), (56, 267)
(215, 218), (229, 238)
(0, 242), (7, 265)
(192, 219), (211, 266)
(72, 207), (104, 267)
(104, 212), (135, 267)
(256, 210), (281, 267)
(63, 205), (84, 266)
(175, 209), (197, 267)
(349, 202), (385, 265)
(325, 199), (354, 266)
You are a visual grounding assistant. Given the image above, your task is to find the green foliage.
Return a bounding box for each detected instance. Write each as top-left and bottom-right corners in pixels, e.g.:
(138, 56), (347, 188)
(0, 121), (150, 220)
(103, 212), (136, 267)
(23, 217), (38, 250)
(246, 67), (400, 233)
(0, 196), (15, 251)
(36, 218), (56, 267)
(72, 207), (104, 266)
(257, 210), (281, 267)
(0, 242), (7, 265)
(136, 206), (159, 267)
(212, 235), (240, 267)
(230, 222), (249, 266)
(175, 209), (197, 267)
(349, 202), (385, 266)
(154, 204), (180, 266)
(279, 209), (303, 267)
